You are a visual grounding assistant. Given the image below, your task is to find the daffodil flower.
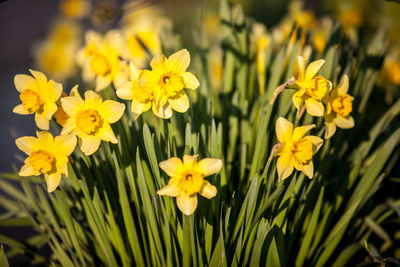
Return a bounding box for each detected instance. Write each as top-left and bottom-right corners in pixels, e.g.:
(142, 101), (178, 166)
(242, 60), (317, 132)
(60, 90), (125, 155)
(139, 49), (200, 119)
(78, 30), (128, 91)
(272, 117), (323, 180)
(157, 155), (222, 216)
(323, 75), (355, 139)
(116, 63), (152, 119)
(13, 70), (62, 130)
(293, 56), (331, 117)
(16, 131), (77, 192)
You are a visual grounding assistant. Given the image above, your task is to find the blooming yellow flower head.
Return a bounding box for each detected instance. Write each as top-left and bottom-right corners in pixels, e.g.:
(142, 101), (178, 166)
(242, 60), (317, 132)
(60, 0), (91, 19)
(381, 59), (400, 86)
(289, 1), (316, 30)
(16, 131), (77, 192)
(157, 155), (222, 216)
(138, 49), (200, 119)
(13, 70), (62, 130)
(272, 117), (323, 180)
(323, 75), (355, 139)
(293, 56), (331, 117)
(78, 30), (128, 91)
(116, 63), (152, 119)
(60, 90), (125, 155)
(253, 23), (270, 92)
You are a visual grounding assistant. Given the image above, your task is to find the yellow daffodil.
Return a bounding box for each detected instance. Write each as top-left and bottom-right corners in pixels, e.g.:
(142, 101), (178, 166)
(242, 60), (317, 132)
(157, 155), (222, 216)
(208, 45), (223, 91)
(382, 58), (400, 86)
(272, 117), (323, 180)
(293, 56), (331, 117)
(48, 20), (81, 46)
(16, 131), (77, 192)
(312, 18), (332, 55)
(78, 30), (128, 91)
(138, 49), (200, 119)
(60, 90), (125, 155)
(323, 75), (355, 139)
(54, 85), (80, 127)
(13, 70), (62, 130)
(60, 0), (90, 19)
(116, 63), (152, 119)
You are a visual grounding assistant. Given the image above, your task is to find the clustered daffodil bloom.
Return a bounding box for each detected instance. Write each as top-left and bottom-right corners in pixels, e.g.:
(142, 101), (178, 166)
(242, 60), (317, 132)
(78, 30), (128, 91)
(61, 90), (125, 155)
(293, 56), (331, 117)
(272, 117), (323, 180)
(116, 63), (149, 119)
(13, 70), (62, 130)
(157, 155), (222, 215)
(16, 131), (77, 192)
(137, 49), (200, 119)
(323, 75), (355, 139)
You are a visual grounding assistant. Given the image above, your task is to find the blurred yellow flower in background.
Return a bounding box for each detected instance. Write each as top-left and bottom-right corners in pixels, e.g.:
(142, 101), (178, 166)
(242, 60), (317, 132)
(272, 117), (323, 180)
(139, 49), (200, 119)
(60, 0), (91, 19)
(293, 56), (331, 117)
(61, 90), (125, 155)
(78, 30), (129, 91)
(208, 45), (223, 91)
(157, 155), (222, 216)
(16, 131), (77, 192)
(323, 75), (354, 139)
(252, 23), (270, 93)
(13, 70), (62, 130)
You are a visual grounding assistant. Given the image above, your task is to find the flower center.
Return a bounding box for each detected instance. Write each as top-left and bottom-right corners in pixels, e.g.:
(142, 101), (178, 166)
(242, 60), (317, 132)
(306, 75), (328, 100)
(178, 171), (204, 196)
(332, 94), (353, 117)
(76, 109), (103, 135)
(159, 72), (184, 97)
(89, 54), (111, 76)
(291, 138), (313, 164)
(20, 89), (45, 113)
(28, 150), (56, 174)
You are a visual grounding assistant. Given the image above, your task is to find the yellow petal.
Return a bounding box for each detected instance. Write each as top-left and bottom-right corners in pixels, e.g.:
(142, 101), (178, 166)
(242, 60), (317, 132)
(305, 98), (324, 117)
(54, 135), (77, 156)
(13, 104), (31, 115)
(157, 180), (180, 197)
(168, 49), (190, 74)
(80, 136), (101, 155)
(292, 124), (316, 141)
(45, 172), (62, 193)
(176, 194), (198, 216)
(35, 113), (50, 130)
(150, 54), (168, 70)
(100, 100), (125, 123)
(335, 115), (354, 129)
(275, 117), (293, 143)
(139, 70), (159, 90)
(324, 121), (337, 139)
(129, 62), (141, 81)
(152, 102), (173, 119)
(61, 96), (84, 116)
(19, 164), (38, 176)
(168, 92), (190, 113)
(196, 158), (222, 176)
(300, 161), (314, 179)
(14, 74), (37, 93)
(199, 181), (217, 199)
(16, 136), (39, 155)
(36, 131), (54, 148)
(56, 157), (69, 176)
(181, 72), (199, 90)
(84, 90), (102, 106)
(116, 81), (133, 100)
(29, 69), (47, 85)
(159, 157), (184, 177)
(98, 122), (118, 143)
(96, 75), (111, 91)
(47, 80), (63, 102)
(305, 59), (325, 81)
(61, 119), (77, 135)
(296, 56), (305, 81)
(276, 153), (294, 180)
(131, 100), (150, 119)
(70, 85), (80, 97)
(292, 89), (304, 110)
(304, 135), (324, 153)
(183, 155), (198, 169)
(337, 74), (349, 95)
